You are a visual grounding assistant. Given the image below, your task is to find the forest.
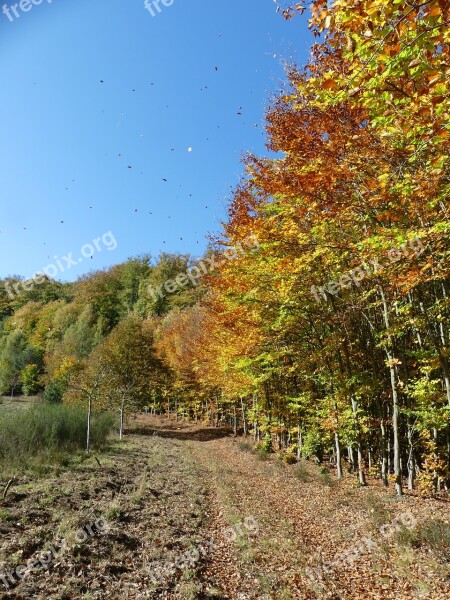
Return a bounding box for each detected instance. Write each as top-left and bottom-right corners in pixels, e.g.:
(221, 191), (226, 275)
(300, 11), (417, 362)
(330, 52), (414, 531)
(1, 1), (449, 503)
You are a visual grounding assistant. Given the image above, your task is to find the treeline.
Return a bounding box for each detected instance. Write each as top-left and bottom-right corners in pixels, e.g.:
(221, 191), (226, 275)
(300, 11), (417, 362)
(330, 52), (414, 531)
(1, 0), (449, 496)
(0, 253), (201, 402)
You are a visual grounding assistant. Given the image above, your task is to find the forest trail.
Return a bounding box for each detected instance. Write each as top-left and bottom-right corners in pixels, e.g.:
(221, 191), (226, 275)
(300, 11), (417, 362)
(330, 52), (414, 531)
(1, 415), (449, 599)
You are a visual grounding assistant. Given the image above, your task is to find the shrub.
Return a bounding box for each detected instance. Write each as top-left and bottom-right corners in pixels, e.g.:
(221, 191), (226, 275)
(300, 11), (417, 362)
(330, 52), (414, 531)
(294, 464), (310, 482)
(394, 518), (450, 560)
(318, 467), (336, 487)
(262, 433), (273, 453)
(282, 446), (298, 464)
(302, 430), (323, 461)
(415, 519), (450, 558)
(43, 380), (65, 404)
(254, 448), (270, 461)
(0, 404), (114, 471)
(238, 440), (252, 452)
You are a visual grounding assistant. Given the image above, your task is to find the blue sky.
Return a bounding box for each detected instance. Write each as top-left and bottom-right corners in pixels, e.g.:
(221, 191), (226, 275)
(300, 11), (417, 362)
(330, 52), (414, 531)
(0, 0), (313, 281)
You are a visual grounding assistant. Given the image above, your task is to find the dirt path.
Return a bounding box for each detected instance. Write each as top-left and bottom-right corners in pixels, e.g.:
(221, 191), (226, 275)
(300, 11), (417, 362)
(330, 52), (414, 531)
(0, 415), (449, 599)
(190, 432), (450, 600)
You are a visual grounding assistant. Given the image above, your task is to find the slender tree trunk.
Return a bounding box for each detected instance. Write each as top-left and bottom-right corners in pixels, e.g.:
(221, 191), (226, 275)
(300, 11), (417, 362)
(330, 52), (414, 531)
(351, 397), (366, 486)
(335, 430), (343, 479)
(417, 295), (450, 407)
(380, 417), (389, 486)
(240, 398), (247, 437)
(297, 422), (303, 461)
(387, 428), (391, 475)
(86, 396), (92, 456)
(407, 422), (415, 490)
(119, 396), (125, 440)
(348, 445), (355, 473)
(390, 354), (402, 495)
(252, 393), (259, 441)
(439, 283), (450, 407)
(381, 287), (402, 496)
(334, 402), (343, 479)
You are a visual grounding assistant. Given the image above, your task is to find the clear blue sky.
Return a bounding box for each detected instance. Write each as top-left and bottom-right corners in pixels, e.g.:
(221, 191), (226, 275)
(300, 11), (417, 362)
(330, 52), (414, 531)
(0, 0), (313, 281)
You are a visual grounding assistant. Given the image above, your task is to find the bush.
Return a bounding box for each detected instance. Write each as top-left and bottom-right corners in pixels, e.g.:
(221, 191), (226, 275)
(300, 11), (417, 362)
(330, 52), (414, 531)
(282, 447), (298, 464)
(262, 433), (273, 453)
(294, 463), (310, 482)
(0, 404), (114, 471)
(254, 434), (273, 454)
(255, 448), (269, 461)
(415, 519), (450, 558)
(238, 440), (252, 452)
(302, 430), (323, 461)
(318, 467), (336, 487)
(43, 380), (65, 404)
(394, 518), (450, 560)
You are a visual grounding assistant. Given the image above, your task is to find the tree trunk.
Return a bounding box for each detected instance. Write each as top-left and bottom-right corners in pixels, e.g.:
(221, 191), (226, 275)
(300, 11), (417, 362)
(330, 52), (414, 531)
(334, 402), (343, 479)
(86, 396), (92, 456)
(380, 287), (402, 496)
(351, 397), (366, 486)
(240, 398), (248, 437)
(297, 422), (303, 461)
(380, 418), (389, 486)
(119, 396), (125, 440)
(407, 422), (415, 490)
(335, 430), (343, 479)
(348, 445), (355, 473)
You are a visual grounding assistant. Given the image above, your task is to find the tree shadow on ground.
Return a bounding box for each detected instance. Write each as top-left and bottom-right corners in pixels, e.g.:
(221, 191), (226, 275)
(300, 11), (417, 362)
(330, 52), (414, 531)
(128, 424), (232, 442)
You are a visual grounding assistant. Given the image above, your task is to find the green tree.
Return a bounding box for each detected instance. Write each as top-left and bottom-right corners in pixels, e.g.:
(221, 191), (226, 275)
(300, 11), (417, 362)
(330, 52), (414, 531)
(20, 363), (41, 396)
(93, 316), (169, 438)
(0, 331), (37, 398)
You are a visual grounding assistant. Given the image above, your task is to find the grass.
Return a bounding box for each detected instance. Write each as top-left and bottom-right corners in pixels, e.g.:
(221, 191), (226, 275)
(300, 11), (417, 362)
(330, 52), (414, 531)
(0, 403), (114, 473)
(0, 395), (38, 413)
(131, 470), (149, 504)
(237, 438), (270, 461)
(364, 493), (391, 530)
(254, 448), (270, 461)
(237, 440), (253, 452)
(105, 501), (123, 521)
(394, 517), (450, 559)
(317, 466), (336, 487)
(176, 581), (202, 599)
(293, 462), (311, 482)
